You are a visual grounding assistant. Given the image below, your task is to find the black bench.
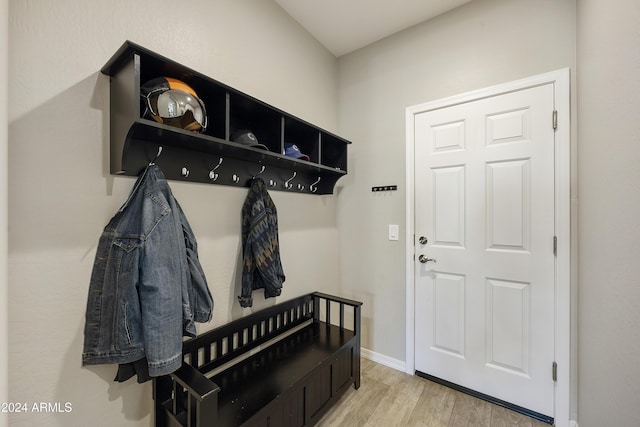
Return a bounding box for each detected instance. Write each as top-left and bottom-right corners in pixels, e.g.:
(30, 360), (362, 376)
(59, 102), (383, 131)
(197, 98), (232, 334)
(154, 292), (363, 426)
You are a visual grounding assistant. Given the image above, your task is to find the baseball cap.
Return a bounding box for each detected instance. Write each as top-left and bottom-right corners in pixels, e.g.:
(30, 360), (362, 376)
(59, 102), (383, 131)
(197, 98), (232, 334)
(231, 129), (268, 150)
(284, 142), (310, 161)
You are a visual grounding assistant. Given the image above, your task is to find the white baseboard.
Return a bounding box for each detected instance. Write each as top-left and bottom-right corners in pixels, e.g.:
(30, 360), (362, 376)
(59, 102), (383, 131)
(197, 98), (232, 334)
(569, 421), (578, 427)
(361, 348), (406, 373)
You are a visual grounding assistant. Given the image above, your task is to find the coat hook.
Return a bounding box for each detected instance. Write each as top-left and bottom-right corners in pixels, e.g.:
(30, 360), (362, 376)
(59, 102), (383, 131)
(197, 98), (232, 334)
(284, 171), (297, 189)
(253, 165), (266, 178)
(209, 158), (223, 181)
(150, 146), (163, 165)
(232, 174), (240, 183)
(310, 177), (321, 193)
(181, 167), (190, 178)
(268, 179), (277, 188)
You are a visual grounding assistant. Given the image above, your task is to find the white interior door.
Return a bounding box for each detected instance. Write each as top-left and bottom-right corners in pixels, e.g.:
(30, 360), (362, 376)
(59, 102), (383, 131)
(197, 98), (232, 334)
(413, 83), (556, 417)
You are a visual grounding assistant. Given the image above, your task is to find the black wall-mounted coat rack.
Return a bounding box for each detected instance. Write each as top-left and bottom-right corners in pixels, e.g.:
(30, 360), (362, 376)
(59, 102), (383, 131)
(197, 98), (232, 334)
(102, 41), (351, 195)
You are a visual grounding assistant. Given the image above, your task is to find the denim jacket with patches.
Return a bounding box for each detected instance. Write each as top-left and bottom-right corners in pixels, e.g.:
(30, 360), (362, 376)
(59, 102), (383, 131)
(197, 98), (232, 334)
(82, 165), (213, 378)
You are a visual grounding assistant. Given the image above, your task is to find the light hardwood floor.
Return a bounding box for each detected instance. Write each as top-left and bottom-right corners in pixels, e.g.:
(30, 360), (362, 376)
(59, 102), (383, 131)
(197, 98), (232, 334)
(317, 358), (551, 427)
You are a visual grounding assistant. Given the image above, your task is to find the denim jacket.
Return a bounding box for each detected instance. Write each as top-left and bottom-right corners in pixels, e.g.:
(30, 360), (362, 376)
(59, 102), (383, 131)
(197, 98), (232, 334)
(82, 165), (213, 378)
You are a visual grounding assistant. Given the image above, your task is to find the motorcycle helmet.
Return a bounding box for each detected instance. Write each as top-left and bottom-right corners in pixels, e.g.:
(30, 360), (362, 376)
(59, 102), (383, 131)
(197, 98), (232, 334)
(141, 77), (207, 133)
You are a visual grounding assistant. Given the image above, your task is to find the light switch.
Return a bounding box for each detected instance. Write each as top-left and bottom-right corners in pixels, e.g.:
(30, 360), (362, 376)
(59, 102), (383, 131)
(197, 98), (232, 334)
(388, 224), (399, 241)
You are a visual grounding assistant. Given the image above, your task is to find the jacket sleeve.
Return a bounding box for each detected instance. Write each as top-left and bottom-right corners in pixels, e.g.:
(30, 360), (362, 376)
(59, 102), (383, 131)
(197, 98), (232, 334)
(255, 202), (284, 298)
(138, 201), (183, 377)
(176, 200), (213, 336)
(239, 196), (261, 308)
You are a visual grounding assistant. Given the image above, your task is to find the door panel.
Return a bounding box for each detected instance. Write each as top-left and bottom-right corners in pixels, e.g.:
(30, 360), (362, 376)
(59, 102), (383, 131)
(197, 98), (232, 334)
(432, 272), (465, 357)
(486, 278), (530, 375)
(486, 159), (530, 251)
(414, 84), (555, 417)
(433, 166), (465, 247)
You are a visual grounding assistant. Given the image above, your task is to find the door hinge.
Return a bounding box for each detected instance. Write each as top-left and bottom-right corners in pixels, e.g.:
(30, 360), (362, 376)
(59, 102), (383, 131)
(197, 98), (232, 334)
(553, 236), (557, 256)
(552, 361), (558, 382)
(552, 110), (558, 130)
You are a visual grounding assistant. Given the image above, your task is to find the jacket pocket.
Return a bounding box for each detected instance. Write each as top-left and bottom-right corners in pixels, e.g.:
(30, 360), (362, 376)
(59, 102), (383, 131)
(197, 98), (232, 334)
(111, 237), (142, 351)
(121, 300), (143, 347)
(113, 237), (141, 277)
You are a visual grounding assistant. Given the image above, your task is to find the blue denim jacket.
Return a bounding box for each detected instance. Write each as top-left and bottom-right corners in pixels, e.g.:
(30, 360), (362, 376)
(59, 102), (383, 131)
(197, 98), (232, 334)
(82, 165), (213, 377)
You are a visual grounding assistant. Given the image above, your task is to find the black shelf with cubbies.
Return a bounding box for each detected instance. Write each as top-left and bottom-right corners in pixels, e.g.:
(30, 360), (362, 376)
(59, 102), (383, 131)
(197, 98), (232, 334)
(101, 41), (350, 194)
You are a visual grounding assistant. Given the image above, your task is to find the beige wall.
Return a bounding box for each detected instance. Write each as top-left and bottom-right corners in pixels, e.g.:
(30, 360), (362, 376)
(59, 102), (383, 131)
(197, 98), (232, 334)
(8, 0), (340, 426)
(1, 0), (8, 426)
(576, 0), (640, 426)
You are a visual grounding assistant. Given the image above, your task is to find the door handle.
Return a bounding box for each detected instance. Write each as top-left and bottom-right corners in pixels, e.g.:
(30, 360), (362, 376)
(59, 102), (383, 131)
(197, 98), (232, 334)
(418, 254), (436, 264)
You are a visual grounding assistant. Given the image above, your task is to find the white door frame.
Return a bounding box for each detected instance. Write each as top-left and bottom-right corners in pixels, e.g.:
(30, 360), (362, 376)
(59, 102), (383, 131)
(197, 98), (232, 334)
(405, 69), (571, 426)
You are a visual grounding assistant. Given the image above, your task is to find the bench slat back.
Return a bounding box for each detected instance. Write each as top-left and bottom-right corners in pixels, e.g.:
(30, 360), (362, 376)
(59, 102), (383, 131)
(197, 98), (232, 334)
(183, 294), (315, 373)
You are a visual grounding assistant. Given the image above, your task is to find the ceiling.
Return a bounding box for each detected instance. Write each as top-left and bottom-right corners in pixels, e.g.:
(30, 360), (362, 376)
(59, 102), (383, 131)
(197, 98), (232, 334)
(273, 0), (473, 57)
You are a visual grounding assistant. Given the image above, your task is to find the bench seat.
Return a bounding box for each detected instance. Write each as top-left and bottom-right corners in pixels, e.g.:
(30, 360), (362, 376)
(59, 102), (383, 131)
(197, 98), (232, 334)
(214, 322), (355, 425)
(154, 292), (362, 427)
